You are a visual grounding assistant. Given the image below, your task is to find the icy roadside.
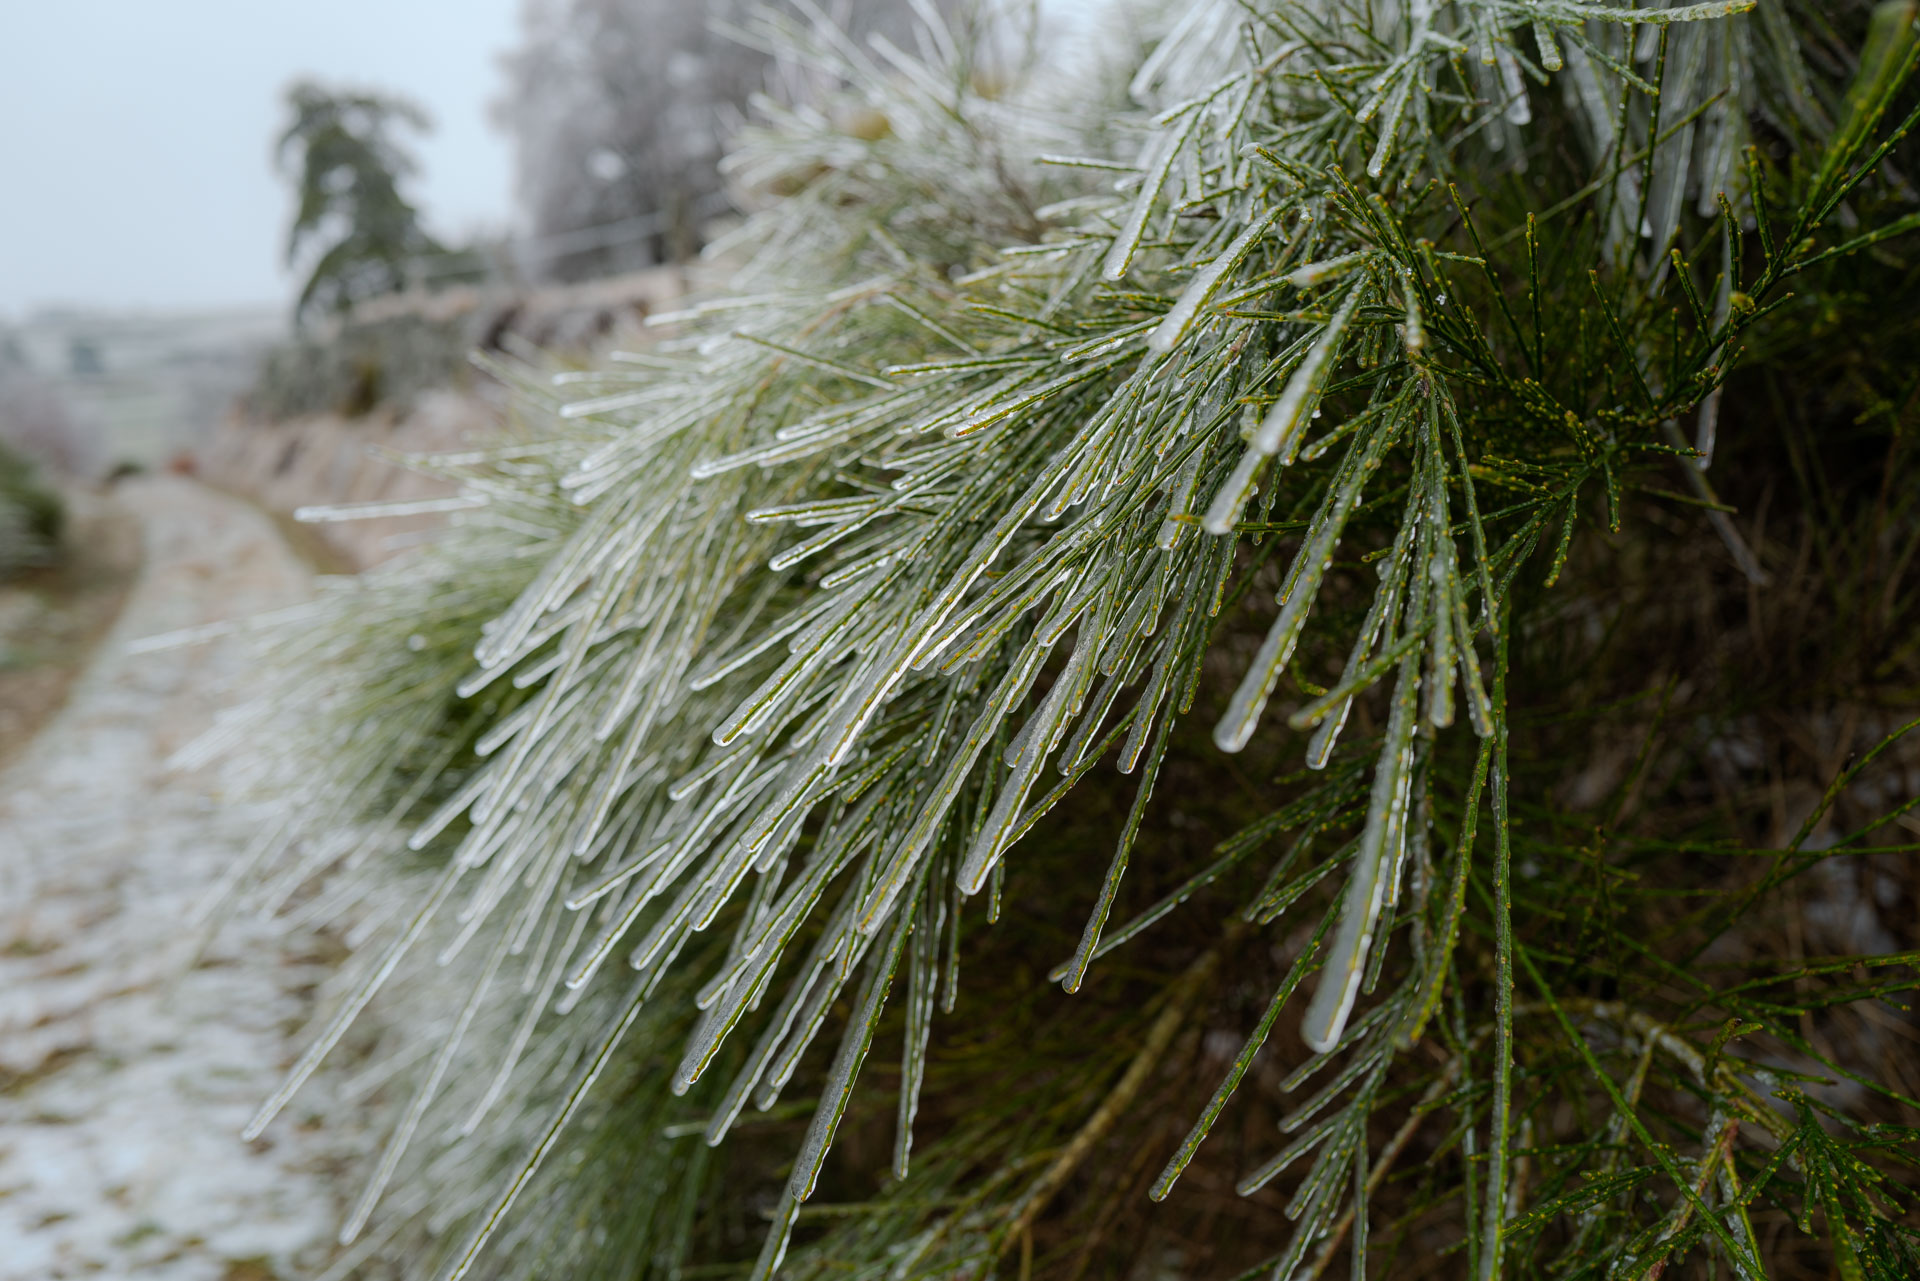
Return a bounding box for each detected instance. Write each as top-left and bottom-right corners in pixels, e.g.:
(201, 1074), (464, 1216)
(0, 476), (349, 1281)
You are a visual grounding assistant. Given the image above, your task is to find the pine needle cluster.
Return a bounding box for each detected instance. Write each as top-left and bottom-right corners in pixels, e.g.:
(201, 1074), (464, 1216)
(207, 2), (1920, 1277)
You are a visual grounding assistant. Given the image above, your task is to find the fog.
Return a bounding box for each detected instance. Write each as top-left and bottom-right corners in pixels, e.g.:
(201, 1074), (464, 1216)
(0, 0), (519, 315)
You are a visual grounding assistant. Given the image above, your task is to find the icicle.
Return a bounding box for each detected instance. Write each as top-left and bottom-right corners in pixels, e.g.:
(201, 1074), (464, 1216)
(1102, 110), (1201, 281)
(1300, 656), (1422, 1053)
(1212, 390), (1410, 753)
(1148, 206), (1282, 351)
(1202, 280), (1367, 536)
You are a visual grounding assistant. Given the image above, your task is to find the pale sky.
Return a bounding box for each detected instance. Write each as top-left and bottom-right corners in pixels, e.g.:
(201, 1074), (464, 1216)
(0, 0), (522, 317)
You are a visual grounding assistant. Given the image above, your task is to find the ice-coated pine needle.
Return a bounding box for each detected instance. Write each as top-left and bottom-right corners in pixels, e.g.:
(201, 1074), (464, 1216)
(194, 1), (1870, 1273)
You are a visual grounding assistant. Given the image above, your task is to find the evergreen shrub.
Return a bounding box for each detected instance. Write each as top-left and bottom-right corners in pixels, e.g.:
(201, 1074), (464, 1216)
(215, 3), (1920, 1277)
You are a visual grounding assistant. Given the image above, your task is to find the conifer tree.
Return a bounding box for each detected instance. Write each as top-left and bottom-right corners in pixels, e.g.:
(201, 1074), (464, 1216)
(278, 82), (447, 323)
(216, 2), (1920, 1277)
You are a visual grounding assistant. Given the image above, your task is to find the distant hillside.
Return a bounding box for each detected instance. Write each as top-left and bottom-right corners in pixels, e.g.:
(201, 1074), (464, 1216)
(1, 306), (283, 470)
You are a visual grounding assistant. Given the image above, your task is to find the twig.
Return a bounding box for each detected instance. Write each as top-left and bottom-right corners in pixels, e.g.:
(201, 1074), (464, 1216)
(1637, 1116), (1740, 1281)
(1574, 1000), (1794, 1144)
(998, 934), (1232, 1253)
(1302, 1064), (1459, 1280)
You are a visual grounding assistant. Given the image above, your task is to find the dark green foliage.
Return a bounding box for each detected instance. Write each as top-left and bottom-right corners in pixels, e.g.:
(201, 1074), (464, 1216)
(0, 438), (62, 576)
(277, 82), (460, 325)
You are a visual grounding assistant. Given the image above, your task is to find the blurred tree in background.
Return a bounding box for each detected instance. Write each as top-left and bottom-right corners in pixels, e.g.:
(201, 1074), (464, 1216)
(494, 0), (761, 280)
(277, 82), (453, 324)
(494, 0), (958, 281)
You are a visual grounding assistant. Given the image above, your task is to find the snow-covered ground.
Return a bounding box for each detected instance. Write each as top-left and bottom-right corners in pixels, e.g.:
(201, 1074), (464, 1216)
(0, 477), (347, 1281)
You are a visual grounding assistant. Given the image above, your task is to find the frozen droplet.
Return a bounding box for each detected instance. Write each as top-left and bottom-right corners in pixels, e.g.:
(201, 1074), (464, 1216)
(407, 633), (427, 652)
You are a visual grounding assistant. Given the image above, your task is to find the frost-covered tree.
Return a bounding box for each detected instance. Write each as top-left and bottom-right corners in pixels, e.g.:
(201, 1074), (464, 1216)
(493, 0), (965, 281)
(218, 2), (1920, 1278)
(0, 362), (96, 480)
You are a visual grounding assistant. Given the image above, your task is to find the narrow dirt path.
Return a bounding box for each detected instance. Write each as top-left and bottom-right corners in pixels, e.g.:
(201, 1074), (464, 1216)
(0, 476), (347, 1281)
